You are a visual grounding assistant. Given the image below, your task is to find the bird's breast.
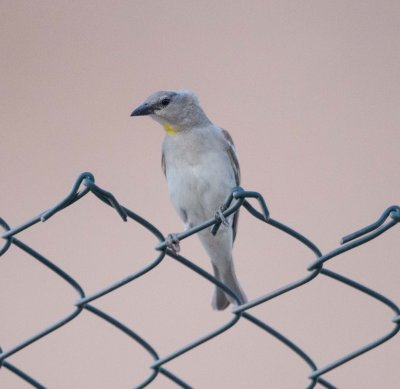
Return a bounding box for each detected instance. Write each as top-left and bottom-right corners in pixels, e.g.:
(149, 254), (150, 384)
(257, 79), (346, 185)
(165, 147), (235, 225)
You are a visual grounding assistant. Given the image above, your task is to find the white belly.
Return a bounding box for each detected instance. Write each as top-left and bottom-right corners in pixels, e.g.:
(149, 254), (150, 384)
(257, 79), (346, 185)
(166, 152), (235, 227)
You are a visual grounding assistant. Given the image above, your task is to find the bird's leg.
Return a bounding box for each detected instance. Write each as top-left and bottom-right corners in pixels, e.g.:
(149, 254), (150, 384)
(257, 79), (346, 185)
(215, 205), (229, 228)
(165, 233), (181, 253)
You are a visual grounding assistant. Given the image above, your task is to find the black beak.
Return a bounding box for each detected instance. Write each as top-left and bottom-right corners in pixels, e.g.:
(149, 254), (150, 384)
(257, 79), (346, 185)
(130, 103), (154, 116)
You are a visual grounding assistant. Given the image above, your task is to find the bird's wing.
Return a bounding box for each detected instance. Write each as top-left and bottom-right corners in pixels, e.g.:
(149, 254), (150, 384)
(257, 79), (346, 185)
(161, 152), (166, 177)
(221, 129), (240, 185)
(221, 128), (240, 242)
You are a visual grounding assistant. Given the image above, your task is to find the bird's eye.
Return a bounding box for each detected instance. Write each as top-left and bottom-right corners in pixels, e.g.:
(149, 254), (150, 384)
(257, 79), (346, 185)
(161, 98), (170, 106)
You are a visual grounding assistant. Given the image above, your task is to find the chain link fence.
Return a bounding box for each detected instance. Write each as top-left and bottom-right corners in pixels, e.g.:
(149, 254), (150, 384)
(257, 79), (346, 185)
(1, 172), (399, 388)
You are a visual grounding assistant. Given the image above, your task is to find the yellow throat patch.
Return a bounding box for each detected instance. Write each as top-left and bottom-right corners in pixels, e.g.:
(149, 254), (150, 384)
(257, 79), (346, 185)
(162, 122), (178, 135)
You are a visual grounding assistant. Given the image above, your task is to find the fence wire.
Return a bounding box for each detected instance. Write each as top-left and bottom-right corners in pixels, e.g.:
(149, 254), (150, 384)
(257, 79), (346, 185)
(0, 172), (399, 389)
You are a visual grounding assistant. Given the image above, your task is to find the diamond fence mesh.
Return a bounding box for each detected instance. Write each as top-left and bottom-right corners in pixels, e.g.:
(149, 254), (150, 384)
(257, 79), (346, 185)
(1, 172), (399, 389)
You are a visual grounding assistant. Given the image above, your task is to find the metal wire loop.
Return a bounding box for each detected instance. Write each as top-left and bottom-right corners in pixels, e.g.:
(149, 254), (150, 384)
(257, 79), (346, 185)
(0, 172), (398, 389)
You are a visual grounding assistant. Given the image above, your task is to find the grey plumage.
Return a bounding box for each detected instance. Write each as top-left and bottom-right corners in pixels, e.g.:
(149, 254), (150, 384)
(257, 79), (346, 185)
(131, 90), (247, 310)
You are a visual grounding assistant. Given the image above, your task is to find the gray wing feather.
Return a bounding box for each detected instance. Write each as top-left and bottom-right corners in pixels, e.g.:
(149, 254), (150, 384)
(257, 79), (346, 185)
(161, 152), (166, 177)
(221, 128), (240, 243)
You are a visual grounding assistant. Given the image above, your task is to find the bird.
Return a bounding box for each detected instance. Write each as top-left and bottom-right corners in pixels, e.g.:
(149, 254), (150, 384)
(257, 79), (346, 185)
(131, 90), (247, 310)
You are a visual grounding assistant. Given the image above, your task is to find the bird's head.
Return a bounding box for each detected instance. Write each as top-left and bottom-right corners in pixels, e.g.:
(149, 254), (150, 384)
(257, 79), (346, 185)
(131, 90), (210, 134)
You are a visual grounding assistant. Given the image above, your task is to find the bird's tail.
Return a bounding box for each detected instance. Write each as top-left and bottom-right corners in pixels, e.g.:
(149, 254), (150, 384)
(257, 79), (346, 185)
(197, 230), (247, 310)
(211, 261), (247, 311)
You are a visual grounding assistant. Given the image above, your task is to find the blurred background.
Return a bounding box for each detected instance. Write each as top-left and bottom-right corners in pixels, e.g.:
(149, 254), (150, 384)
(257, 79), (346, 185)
(1, 1), (399, 388)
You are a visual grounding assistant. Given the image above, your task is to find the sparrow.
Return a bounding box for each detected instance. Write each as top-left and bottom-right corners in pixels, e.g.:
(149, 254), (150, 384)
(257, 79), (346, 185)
(131, 90), (247, 310)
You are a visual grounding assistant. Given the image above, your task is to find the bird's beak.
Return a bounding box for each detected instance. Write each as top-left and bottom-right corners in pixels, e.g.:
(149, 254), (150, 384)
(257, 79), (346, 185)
(130, 103), (154, 116)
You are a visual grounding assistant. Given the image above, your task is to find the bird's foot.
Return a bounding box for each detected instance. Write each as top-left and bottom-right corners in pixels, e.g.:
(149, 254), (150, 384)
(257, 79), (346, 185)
(166, 233), (181, 253)
(215, 206), (229, 227)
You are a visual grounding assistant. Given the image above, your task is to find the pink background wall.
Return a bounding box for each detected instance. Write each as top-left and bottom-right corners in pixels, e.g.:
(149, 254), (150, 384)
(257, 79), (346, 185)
(1, 1), (399, 388)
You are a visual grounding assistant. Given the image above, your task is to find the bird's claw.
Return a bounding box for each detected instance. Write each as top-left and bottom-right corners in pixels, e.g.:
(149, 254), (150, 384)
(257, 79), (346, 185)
(166, 233), (181, 253)
(215, 206), (229, 227)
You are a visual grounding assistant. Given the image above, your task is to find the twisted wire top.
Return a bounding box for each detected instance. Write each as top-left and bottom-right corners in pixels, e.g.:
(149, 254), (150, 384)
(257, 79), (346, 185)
(1, 173), (398, 389)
